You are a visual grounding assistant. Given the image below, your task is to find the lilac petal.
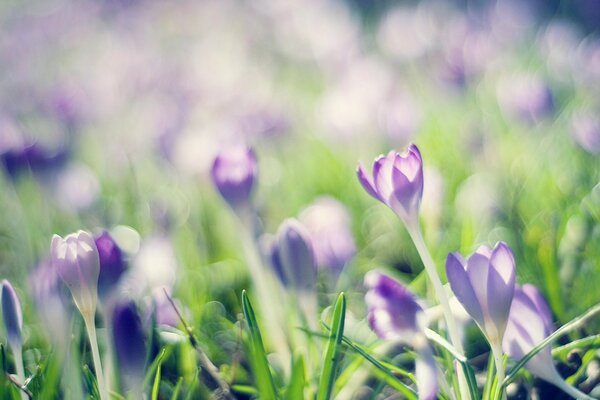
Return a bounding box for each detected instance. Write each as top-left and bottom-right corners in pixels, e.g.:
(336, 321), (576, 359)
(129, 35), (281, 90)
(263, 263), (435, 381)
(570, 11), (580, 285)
(391, 162), (419, 218)
(397, 144), (423, 183)
(365, 271), (423, 340)
(356, 162), (381, 201)
(521, 284), (553, 335)
(446, 253), (484, 325)
(465, 252), (492, 322)
(490, 242), (516, 284)
(486, 265), (514, 339)
(373, 152), (396, 204)
(415, 346), (438, 400)
(276, 219), (317, 292)
(1, 280), (23, 347)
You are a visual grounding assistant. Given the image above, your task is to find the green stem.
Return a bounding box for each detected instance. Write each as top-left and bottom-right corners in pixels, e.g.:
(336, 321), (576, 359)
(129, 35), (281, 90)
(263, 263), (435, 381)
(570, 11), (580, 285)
(407, 223), (470, 399)
(83, 314), (109, 400)
(491, 343), (505, 400)
(12, 343), (27, 400)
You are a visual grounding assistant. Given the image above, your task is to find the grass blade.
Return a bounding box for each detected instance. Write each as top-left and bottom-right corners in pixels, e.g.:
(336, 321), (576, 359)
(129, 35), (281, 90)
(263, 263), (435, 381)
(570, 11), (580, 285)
(317, 292), (346, 400)
(241, 290), (278, 399)
(319, 324), (417, 400)
(151, 348), (167, 400)
(284, 353), (305, 400)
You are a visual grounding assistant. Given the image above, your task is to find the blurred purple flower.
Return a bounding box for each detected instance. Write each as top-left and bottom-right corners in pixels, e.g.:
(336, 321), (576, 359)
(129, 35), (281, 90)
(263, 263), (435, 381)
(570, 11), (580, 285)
(95, 231), (127, 299)
(497, 74), (554, 123)
(1, 280), (23, 348)
(299, 197), (356, 274)
(270, 219), (317, 292)
(446, 242), (516, 345)
(211, 146), (257, 209)
(357, 144), (424, 227)
(51, 230), (100, 317)
(112, 300), (147, 393)
(571, 112), (600, 154)
(28, 259), (72, 346)
(364, 271), (437, 400)
(502, 285), (592, 399)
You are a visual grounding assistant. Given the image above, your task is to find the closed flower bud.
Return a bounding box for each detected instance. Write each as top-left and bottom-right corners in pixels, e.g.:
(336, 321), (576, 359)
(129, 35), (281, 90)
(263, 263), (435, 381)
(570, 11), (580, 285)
(95, 231), (127, 299)
(357, 144), (424, 227)
(51, 230), (100, 317)
(1, 280), (23, 348)
(270, 219), (317, 292)
(112, 300), (147, 393)
(211, 146), (257, 209)
(446, 242), (516, 346)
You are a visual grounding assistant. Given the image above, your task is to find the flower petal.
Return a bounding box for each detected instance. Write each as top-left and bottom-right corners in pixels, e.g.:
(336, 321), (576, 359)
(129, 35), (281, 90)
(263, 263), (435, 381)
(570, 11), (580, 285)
(356, 161), (381, 201)
(446, 252), (484, 325)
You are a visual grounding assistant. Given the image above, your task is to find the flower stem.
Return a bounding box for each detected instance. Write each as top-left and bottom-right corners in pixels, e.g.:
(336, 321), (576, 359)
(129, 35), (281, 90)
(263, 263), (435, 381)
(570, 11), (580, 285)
(407, 224), (470, 400)
(491, 343), (506, 400)
(12, 343), (27, 400)
(83, 314), (108, 400)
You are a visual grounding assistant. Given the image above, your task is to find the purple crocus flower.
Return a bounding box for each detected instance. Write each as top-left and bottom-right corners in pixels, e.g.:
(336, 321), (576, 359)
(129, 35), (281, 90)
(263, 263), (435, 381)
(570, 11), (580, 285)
(298, 197), (356, 274)
(95, 231), (127, 299)
(1, 280), (23, 348)
(112, 300), (147, 393)
(211, 146), (257, 209)
(357, 144), (424, 227)
(51, 230), (100, 317)
(446, 242), (516, 346)
(364, 271), (437, 400)
(571, 112), (600, 155)
(502, 285), (593, 399)
(270, 219), (317, 292)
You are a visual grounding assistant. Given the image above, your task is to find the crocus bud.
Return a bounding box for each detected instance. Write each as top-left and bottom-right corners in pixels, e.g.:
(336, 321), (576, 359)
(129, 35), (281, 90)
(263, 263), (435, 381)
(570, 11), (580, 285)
(270, 219), (317, 292)
(364, 271), (437, 400)
(211, 146), (257, 209)
(51, 230), (100, 317)
(1, 280), (23, 348)
(357, 144), (424, 227)
(299, 197), (356, 274)
(446, 242), (516, 346)
(502, 285), (593, 399)
(95, 231), (127, 299)
(112, 300), (147, 393)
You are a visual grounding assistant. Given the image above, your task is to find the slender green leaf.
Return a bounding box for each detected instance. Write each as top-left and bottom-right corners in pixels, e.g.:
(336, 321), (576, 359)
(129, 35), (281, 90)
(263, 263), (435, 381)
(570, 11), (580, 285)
(152, 348), (167, 400)
(317, 292), (346, 400)
(424, 328), (466, 362)
(325, 326), (417, 399)
(482, 352), (495, 400)
(171, 377), (184, 400)
(552, 334), (600, 358)
(241, 290), (278, 399)
(503, 302), (600, 388)
(284, 354), (305, 400)
(459, 360), (480, 400)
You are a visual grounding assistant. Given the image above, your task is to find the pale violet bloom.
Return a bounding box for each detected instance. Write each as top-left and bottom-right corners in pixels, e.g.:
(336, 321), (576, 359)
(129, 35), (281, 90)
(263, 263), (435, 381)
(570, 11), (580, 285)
(503, 285), (594, 399)
(299, 196), (356, 274)
(364, 271), (437, 400)
(1, 280), (23, 349)
(357, 144), (424, 227)
(446, 242), (516, 346)
(51, 230), (100, 317)
(270, 219), (317, 293)
(211, 146), (257, 209)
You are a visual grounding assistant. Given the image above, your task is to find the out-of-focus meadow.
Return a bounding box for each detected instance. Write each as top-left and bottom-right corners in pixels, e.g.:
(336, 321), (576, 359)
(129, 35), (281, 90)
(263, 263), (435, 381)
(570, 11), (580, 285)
(0, 0), (599, 399)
